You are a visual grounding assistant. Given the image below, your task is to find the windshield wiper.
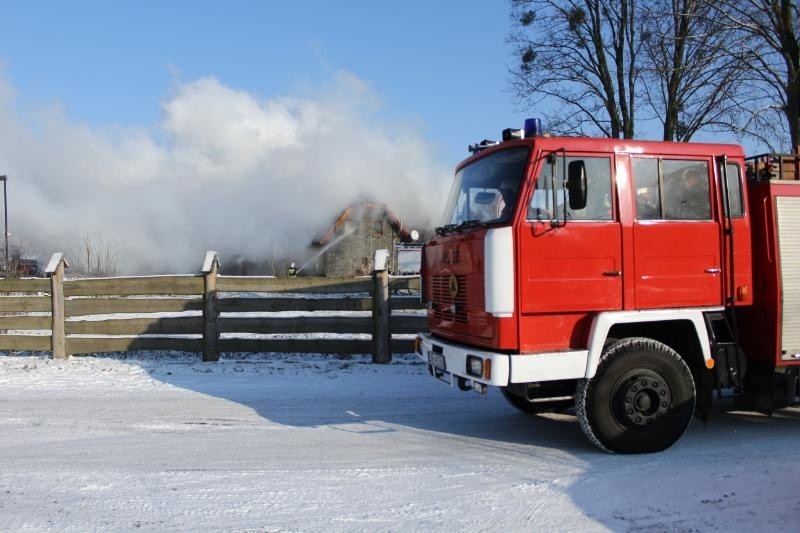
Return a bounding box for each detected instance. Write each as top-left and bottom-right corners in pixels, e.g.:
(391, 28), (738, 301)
(435, 220), (488, 236)
(435, 224), (459, 236)
(456, 219), (487, 231)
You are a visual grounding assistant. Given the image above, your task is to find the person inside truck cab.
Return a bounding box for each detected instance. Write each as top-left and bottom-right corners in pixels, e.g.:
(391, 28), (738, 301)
(498, 178), (520, 220)
(669, 165), (711, 219)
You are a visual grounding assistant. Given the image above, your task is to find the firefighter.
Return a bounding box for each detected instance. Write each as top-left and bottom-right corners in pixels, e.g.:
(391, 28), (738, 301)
(675, 167), (710, 219)
(498, 178), (520, 220)
(287, 262), (297, 277)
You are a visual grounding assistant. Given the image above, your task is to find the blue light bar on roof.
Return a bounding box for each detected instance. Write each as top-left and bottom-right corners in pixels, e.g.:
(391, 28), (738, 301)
(524, 118), (543, 138)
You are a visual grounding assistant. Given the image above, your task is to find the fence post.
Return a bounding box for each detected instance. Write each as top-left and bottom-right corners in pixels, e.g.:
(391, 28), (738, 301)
(202, 251), (220, 362)
(45, 253), (68, 359)
(372, 249), (391, 364)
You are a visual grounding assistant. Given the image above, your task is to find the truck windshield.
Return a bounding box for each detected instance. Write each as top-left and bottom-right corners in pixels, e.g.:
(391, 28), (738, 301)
(441, 146), (530, 229)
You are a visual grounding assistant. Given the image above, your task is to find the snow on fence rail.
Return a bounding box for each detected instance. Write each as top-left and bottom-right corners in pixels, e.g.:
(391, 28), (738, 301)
(0, 252), (425, 363)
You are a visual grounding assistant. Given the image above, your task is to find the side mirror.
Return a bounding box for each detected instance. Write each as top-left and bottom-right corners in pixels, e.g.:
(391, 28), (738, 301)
(567, 160), (587, 210)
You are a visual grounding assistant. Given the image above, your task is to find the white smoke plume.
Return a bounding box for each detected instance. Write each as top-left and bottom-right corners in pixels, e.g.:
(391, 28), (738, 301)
(0, 72), (451, 274)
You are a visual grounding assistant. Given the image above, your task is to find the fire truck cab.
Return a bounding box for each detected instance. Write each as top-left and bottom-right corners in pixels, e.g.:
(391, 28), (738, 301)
(416, 120), (800, 453)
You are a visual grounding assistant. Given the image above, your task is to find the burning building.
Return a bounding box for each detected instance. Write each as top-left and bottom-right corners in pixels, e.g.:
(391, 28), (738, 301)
(309, 203), (420, 277)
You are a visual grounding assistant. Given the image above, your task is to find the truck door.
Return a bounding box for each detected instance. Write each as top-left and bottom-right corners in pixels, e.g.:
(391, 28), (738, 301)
(517, 152), (622, 350)
(631, 157), (722, 308)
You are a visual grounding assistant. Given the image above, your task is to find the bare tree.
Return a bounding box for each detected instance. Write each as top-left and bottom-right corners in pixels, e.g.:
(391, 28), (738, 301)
(639, 0), (745, 141)
(509, 0), (639, 138)
(263, 236), (288, 277)
(711, 0), (799, 152)
(508, 0), (788, 146)
(73, 232), (118, 277)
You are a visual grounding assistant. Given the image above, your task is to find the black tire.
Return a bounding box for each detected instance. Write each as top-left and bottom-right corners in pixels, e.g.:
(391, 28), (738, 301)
(576, 337), (695, 454)
(501, 387), (573, 415)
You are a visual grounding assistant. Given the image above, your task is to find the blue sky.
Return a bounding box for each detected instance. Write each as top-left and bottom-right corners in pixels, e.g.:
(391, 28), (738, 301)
(0, 1), (535, 270)
(1, 1), (521, 167)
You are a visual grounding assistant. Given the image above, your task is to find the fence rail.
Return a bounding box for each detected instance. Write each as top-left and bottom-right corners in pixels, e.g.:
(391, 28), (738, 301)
(65, 297), (204, 316)
(215, 296), (374, 313)
(0, 278), (50, 292)
(64, 276), (204, 296)
(0, 252), (426, 363)
(0, 296), (51, 312)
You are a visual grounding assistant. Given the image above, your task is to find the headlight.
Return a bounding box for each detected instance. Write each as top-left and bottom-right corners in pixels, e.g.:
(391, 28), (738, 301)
(466, 355), (483, 378)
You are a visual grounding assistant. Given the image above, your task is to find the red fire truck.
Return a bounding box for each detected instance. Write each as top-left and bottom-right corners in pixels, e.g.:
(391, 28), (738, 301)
(415, 118), (800, 453)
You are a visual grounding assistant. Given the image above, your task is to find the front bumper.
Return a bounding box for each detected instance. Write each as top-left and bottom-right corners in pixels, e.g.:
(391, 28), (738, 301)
(416, 332), (511, 387)
(417, 332), (593, 389)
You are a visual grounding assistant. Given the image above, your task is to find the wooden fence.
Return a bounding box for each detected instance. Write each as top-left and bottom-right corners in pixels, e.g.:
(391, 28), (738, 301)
(0, 252), (426, 363)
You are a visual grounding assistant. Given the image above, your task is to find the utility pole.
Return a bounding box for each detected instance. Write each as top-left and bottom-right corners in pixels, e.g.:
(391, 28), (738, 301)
(0, 175), (7, 276)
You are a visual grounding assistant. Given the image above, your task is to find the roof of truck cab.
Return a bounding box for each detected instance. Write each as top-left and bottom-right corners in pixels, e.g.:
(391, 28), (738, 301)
(457, 136), (745, 171)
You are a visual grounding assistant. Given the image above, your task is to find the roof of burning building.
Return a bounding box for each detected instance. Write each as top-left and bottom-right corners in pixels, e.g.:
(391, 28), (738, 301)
(312, 202), (414, 247)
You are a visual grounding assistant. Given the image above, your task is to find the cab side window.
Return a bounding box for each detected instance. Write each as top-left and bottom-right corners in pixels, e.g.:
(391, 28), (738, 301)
(528, 156), (612, 221)
(724, 163), (744, 217)
(633, 159), (661, 220)
(634, 158), (711, 220)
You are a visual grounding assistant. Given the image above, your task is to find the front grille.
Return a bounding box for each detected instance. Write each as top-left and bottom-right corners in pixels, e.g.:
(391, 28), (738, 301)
(431, 274), (469, 323)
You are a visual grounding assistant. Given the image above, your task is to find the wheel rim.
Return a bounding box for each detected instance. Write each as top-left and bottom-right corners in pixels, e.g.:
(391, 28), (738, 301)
(610, 369), (672, 428)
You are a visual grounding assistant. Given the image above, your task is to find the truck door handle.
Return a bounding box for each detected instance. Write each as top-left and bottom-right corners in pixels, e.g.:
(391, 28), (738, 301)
(603, 271), (622, 277)
(705, 268), (721, 274)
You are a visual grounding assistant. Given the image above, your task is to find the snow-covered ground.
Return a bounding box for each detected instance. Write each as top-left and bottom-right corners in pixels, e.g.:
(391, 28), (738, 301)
(0, 352), (798, 531)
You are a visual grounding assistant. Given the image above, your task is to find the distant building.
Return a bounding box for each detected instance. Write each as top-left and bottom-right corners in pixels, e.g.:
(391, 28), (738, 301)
(311, 203), (420, 277)
(16, 258), (42, 277)
(3, 255), (43, 278)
